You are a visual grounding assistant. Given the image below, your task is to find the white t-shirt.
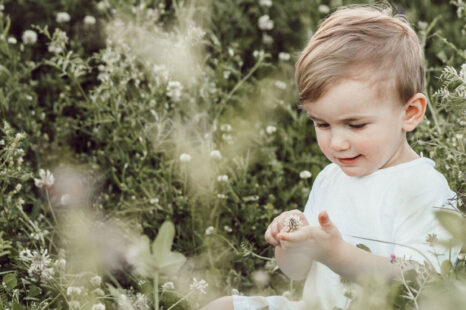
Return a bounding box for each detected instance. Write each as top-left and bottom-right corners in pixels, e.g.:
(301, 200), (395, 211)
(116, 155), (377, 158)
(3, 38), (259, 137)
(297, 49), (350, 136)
(297, 157), (459, 310)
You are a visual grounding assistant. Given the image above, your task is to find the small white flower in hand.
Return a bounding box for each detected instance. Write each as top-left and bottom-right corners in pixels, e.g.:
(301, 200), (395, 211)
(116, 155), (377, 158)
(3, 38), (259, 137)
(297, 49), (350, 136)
(284, 215), (302, 232)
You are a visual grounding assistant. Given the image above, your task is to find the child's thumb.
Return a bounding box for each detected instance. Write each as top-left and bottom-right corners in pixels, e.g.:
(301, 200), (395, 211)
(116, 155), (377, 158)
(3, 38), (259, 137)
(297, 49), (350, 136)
(318, 211), (333, 228)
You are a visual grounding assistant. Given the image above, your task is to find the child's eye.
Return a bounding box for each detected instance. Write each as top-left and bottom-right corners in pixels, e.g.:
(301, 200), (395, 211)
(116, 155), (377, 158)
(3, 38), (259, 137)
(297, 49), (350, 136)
(315, 122), (329, 128)
(349, 123), (366, 129)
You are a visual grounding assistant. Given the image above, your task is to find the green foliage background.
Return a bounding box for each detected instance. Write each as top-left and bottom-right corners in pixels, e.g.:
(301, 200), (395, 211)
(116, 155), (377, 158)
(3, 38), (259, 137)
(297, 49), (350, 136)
(0, 0), (464, 309)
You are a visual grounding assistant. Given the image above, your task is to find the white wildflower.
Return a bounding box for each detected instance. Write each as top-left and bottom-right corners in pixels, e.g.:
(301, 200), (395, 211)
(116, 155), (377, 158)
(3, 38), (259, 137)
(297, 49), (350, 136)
(284, 215), (303, 232)
(220, 124), (232, 132)
(7, 37), (17, 44)
(69, 301), (80, 310)
(217, 175), (228, 182)
(97, 1), (110, 11)
(205, 226), (215, 235)
(166, 81), (183, 102)
(190, 278), (208, 295)
(259, 0), (273, 7)
(179, 153), (191, 163)
(224, 225), (232, 232)
(149, 198), (159, 204)
(278, 52), (290, 61)
(258, 15), (274, 31)
(162, 281), (175, 291)
(418, 21), (428, 30)
(91, 303), (106, 310)
(19, 249), (32, 261)
(24, 249), (55, 283)
(318, 5), (330, 14)
(22, 30), (38, 45)
(262, 33), (273, 45)
(90, 275), (102, 287)
(266, 125), (277, 134)
(253, 50), (265, 58)
(34, 169), (55, 189)
(299, 170), (312, 179)
(67, 286), (83, 296)
(133, 292), (149, 309)
(251, 270), (270, 288)
(274, 80), (287, 90)
(223, 70), (231, 79)
(84, 15), (96, 25)
(56, 12), (71, 23)
(210, 150), (222, 160)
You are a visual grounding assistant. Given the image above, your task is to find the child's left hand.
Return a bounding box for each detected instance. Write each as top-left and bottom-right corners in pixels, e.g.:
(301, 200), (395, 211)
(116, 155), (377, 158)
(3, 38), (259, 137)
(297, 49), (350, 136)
(277, 211), (344, 263)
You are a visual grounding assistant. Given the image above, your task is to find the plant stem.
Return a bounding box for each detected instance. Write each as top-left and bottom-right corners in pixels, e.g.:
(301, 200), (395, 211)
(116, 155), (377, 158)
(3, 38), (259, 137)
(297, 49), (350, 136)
(45, 189), (58, 225)
(166, 291), (194, 310)
(154, 272), (159, 310)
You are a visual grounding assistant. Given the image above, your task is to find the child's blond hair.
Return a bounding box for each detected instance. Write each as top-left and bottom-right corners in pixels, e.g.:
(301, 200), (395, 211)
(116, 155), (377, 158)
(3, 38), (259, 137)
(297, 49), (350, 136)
(296, 4), (424, 104)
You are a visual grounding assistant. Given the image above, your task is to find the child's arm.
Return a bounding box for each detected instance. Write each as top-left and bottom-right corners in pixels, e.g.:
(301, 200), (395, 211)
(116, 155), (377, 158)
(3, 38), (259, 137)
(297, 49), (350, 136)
(278, 211), (402, 283)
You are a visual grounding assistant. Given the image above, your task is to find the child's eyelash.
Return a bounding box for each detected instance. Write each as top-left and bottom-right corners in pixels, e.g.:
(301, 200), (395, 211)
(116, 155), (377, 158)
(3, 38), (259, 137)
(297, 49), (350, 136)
(349, 123), (366, 129)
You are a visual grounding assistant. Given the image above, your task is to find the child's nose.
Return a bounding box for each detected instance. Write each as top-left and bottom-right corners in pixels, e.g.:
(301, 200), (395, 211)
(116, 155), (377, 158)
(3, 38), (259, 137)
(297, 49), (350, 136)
(329, 132), (350, 151)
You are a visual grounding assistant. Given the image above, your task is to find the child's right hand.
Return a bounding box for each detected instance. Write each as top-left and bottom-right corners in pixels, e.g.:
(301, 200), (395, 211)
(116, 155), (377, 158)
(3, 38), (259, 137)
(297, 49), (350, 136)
(265, 210), (309, 247)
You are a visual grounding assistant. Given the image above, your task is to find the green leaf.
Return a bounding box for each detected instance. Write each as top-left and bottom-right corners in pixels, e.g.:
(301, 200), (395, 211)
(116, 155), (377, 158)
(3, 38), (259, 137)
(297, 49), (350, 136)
(12, 303), (25, 310)
(28, 285), (41, 297)
(152, 221), (187, 276)
(2, 273), (17, 292)
(435, 210), (466, 244)
(356, 243), (371, 252)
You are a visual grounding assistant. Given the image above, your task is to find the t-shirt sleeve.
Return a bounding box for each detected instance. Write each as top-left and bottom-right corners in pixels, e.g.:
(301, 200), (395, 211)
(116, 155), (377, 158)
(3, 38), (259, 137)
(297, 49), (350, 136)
(390, 172), (460, 272)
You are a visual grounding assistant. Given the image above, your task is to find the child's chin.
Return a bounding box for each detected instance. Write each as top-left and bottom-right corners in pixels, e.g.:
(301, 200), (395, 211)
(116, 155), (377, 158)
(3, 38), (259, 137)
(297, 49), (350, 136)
(339, 166), (372, 177)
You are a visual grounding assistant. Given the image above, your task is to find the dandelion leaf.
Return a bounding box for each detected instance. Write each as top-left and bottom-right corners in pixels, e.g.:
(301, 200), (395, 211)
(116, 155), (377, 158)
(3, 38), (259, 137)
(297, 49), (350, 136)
(152, 221), (187, 276)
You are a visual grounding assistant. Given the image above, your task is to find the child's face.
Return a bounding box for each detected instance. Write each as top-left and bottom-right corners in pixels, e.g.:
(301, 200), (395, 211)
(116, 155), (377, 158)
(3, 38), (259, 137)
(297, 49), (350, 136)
(302, 79), (414, 177)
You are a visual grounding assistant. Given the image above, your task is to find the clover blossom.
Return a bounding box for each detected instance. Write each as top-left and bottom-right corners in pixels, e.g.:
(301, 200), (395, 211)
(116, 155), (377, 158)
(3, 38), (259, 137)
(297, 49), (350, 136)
(284, 215), (302, 232)
(190, 278), (208, 295)
(22, 30), (38, 45)
(34, 169), (55, 189)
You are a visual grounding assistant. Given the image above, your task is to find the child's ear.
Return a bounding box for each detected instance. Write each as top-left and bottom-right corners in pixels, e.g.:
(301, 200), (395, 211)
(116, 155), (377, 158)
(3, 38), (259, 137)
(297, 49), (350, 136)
(402, 93), (427, 132)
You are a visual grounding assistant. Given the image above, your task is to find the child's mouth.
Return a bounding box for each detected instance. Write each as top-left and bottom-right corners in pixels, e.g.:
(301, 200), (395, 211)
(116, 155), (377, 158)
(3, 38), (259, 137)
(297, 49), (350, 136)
(337, 155), (361, 165)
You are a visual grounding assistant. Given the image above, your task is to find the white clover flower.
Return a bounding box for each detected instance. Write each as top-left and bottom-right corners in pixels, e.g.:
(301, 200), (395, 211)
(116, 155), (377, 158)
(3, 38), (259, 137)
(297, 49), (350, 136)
(418, 21), (428, 30)
(217, 175), (228, 182)
(210, 150), (222, 160)
(22, 30), (38, 45)
(69, 301), (81, 310)
(259, 0), (273, 7)
(258, 15), (274, 31)
(278, 52), (290, 61)
(19, 249), (32, 261)
(161, 281), (175, 291)
(274, 80), (287, 90)
(318, 4), (330, 14)
(220, 124), (232, 132)
(84, 15), (96, 25)
(166, 81), (183, 102)
(7, 37), (17, 44)
(97, 1), (110, 11)
(34, 169), (55, 189)
(205, 226), (215, 235)
(223, 70), (231, 79)
(224, 225), (232, 232)
(67, 286), (83, 296)
(54, 258), (66, 270)
(56, 12), (71, 23)
(251, 270), (270, 288)
(133, 292), (149, 309)
(262, 33), (273, 45)
(190, 278), (208, 295)
(284, 215), (303, 232)
(266, 125), (277, 134)
(179, 153), (191, 163)
(299, 170), (312, 179)
(90, 275), (102, 287)
(91, 303), (106, 310)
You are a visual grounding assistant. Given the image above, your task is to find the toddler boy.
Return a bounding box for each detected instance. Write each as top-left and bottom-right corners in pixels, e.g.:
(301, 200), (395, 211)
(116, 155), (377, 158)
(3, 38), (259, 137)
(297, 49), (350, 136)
(204, 4), (459, 310)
